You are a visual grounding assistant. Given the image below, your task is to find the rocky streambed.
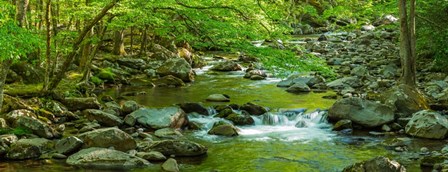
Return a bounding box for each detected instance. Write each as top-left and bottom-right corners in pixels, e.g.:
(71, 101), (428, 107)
(2, 27), (448, 172)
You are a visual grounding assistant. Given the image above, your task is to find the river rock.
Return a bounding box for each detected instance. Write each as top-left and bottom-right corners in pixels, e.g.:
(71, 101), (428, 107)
(0, 134), (18, 146)
(206, 94), (230, 102)
(361, 24), (375, 31)
(117, 58), (147, 70)
(342, 156), (405, 172)
(66, 147), (150, 169)
(208, 121), (239, 136)
(240, 102), (267, 115)
(244, 70), (267, 80)
(351, 66), (369, 78)
(13, 115), (58, 139)
(10, 62), (44, 84)
(77, 127), (136, 151)
(380, 84), (429, 118)
(210, 60), (242, 71)
(177, 102), (209, 115)
(136, 151), (167, 161)
(3, 109), (37, 123)
(328, 97), (394, 128)
(154, 128), (183, 139)
(6, 138), (52, 160)
(156, 58), (195, 82)
(405, 110), (448, 139)
(154, 75), (185, 87)
(55, 136), (84, 155)
(226, 113), (254, 125)
(143, 140), (207, 157)
(0, 118), (8, 129)
(162, 158), (179, 172)
(124, 107), (188, 129)
(61, 97), (100, 111)
(122, 100), (140, 115)
(83, 109), (123, 127)
(326, 76), (362, 89)
(103, 101), (122, 116)
(151, 44), (178, 60)
(286, 82), (311, 93)
(333, 119), (353, 131)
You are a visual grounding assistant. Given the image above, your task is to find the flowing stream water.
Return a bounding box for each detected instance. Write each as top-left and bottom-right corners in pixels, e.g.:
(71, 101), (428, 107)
(0, 53), (440, 172)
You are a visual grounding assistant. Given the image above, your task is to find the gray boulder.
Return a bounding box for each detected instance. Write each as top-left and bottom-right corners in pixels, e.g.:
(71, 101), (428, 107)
(124, 107), (188, 129)
(143, 140), (207, 157)
(117, 58), (147, 70)
(66, 147), (150, 169)
(240, 102), (267, 115)
(206, 94), (230, 102)
(177, 102), (209, 115)
(327, 76), (362, 89)
(380, 84), (429, 118)
(122, 100), (140, 115)
(56, 136), (84, 155)
(136, 151), (166, 161)
(156, 58), (195, 82)
(342, 156), (405, 172)
(328, 97), (394, 128)
(286, 83), (311, 93)
(210, 61), (242, 71)
(77, 127), (136, 151)
(83, 109), (123, 127)
(61, 97), (100, 111)
(208, 121), (239, 136)
(162, 158), (179, 172)
(6, 138), (52, 160)
(405, 110), (448, 139)
(13, 116), (58, 139)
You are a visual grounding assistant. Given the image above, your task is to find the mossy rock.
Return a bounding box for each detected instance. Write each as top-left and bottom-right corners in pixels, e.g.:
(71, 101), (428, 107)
(96, 68), (116, 82)
(225, 113), (254, 125)
(421, 155), (448, 167)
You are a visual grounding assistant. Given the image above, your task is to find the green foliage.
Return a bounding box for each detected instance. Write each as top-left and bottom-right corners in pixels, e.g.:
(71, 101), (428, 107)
(0, 127), (32, 136)
(229, 43), (335, 79)
(90, 76), (104, 85)
(96, 67), (116, 82)
(0, 3), (41, 62)
(416, 0), (448, 72)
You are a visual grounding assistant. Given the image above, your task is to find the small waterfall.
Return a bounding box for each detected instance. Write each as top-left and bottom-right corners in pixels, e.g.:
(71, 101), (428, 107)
(207, 107), (217, 116)
(261, 113), (289, 125)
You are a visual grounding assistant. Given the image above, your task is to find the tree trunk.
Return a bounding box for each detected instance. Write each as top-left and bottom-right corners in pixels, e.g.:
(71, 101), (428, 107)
(0, 60), (12, 112)
(43, 0), (52, 91)
(113, 29), (127, 56)
(399, 0), (416, 86)
(130, 26), (134, 55)
(15, 0), (29, 27)
(48, 0), (120, 91)
(139, 26), (148, 56)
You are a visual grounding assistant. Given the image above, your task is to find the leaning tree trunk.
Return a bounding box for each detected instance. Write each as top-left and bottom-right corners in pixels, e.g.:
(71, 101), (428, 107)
(47, 0), (120, 91)
(399, 0), (416, 86)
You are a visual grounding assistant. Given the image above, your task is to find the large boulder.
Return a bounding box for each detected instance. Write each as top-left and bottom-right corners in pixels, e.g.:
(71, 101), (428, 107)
(210, 61), (242, 71)
(380, 84), (429, 118)
(177, 103), (209, 115)
(124, 107), (188, 129)
(83, 109), (123, 127)
(328, 97), (395, 128)
(4, 109), (57, 139)
(405, 110), (448, 139)
(143, 140), (207, 157)
(156, 58), (195, 82)
(10, 62), (44, 84)
(208, 121), (239, 136)
(151, 44), (179, 60)
(77, 127), (136, 151)
(61, 97), (100, 111)
(66, 147), (150, 169)
(240, 102), (267, 116)
(6, 138), (52, 160)
(342, 156), (405, 172)
(55, 136), (84, 155)
(286, 83), (311, 93)
(117, 58), (147, 70)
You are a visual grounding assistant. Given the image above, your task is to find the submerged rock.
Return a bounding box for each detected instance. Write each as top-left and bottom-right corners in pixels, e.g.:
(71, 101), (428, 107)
(143, 140), (207, 157)
(77, 127), (136, 151)
(333, 119), (352, 131)
(162, 158), (179, 172)
(405, 110), (448, 139)
(342, 156), (405, 172)
(328, 97), (394, 128)
(124, 107), (188, 129)
(66, 147), (150, 169)
(154, 75), (185, 87)
(177, 102), (209, 115)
